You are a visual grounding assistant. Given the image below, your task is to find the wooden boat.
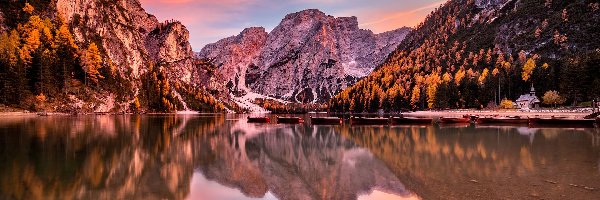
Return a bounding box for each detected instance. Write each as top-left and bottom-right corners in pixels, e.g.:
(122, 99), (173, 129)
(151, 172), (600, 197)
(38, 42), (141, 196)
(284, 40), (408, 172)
(463, 114), (480, 121)
(476, 116), (528, 125)
(247, 116), (270, 123)
(349, 117), (389, 125)
(439, 117), (471, 124)
(310, 117), (342, 125)
(529, 117), (596, 128)
(276, 116), (304, 124)
(390, 117), (433, 125)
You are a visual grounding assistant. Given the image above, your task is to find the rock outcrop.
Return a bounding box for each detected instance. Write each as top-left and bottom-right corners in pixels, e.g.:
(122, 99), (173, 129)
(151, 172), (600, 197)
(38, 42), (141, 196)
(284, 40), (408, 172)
(145, 21), (197, 83)
(199, 9), (411, 103)
(56, 0), (158, 78)
(52, 0), (203, 110)
(197, 27), (268, 93)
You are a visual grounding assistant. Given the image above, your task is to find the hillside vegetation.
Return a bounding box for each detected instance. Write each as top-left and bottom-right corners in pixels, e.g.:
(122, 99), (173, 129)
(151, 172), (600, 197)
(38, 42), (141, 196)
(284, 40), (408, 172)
(329, 0), (600, 112)
(0, 2), (224, 113)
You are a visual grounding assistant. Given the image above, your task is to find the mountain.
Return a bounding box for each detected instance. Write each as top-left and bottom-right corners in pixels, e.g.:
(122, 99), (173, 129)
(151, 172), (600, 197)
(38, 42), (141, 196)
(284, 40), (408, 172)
(0, 0), (223, 113)
(198, 9), (412, 103)
(329, 0), (600, 112)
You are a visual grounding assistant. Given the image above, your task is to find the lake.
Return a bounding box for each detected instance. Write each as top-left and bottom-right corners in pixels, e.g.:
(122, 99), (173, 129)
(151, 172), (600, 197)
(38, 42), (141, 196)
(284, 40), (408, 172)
(0, 114), (599, 199)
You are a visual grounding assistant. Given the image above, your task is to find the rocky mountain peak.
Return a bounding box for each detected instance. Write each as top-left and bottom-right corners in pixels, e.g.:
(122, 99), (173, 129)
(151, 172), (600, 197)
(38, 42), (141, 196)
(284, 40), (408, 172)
(241, 27), (267, 36)
(335, 16), (360, 30)
(474, 0), (510, 9)
(198, 10), (412, 104)
(284, 9), (327, 20)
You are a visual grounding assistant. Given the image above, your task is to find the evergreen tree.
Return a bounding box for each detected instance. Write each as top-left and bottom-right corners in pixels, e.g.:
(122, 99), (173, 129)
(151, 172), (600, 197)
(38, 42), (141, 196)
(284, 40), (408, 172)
(81, 43), (103, 85)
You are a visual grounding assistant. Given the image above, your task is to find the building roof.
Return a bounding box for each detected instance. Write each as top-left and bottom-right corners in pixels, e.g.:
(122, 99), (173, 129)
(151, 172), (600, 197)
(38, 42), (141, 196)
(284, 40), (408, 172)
(516, 94), (540, 103)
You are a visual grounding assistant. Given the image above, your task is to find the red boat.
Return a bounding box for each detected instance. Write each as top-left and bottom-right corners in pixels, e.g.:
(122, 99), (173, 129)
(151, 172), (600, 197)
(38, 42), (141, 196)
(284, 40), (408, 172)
(276, 116), (305, 124)
(529, 117), (596, 128)
(349, 117), (389, 125)
(390, 117), (433, 125)
(439, 117), (471, 124)
(247, 117), (270, 123)
(310, 117), (342, 125)
(476, 116), (528, 125)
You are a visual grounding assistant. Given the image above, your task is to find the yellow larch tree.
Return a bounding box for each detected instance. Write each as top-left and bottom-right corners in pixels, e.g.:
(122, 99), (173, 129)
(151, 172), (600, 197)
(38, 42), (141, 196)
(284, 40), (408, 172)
(22, 3), (34, 14)
(0, 30), (21, 66)
(82, 43), (104, 85)
(425, 73), (442, 108)
(410, 86), (421, 109)
(522, 58), (536, 81)
(478, 68), (489, 85)
(454, 68), (466, 86)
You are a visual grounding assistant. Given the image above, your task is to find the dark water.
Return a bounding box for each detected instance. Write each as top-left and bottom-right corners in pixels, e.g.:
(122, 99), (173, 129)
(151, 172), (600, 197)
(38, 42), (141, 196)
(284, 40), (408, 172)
(0, 115), (599, 200)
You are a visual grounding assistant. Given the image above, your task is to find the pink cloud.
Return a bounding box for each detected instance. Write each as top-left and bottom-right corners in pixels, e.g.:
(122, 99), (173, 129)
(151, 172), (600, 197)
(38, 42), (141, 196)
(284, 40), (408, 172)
(138, 0), (443, 50)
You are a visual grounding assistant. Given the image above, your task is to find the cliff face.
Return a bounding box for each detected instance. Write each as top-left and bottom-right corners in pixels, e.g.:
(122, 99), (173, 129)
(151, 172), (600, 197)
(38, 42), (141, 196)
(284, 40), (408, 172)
(0, 0), (217, 112)
(56, 0), (158, 78)
(197, 27), (268, 93)
(55, 0), (200, 85)
(145, 22), (197, 84)
(199, 9), (411, 103)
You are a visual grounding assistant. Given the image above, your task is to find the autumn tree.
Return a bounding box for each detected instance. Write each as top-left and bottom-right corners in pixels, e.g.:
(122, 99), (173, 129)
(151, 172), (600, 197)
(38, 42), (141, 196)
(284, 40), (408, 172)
(0, 30), (23, 103)
(54, 21), (79, 94)
(81, 43), (103, 85)
(542, 90), (566, 108)
(499, 99), (514, 109)
(410, 86), (421, 109)
(22, 3), (34, 15)
(522, 58), (536, 81)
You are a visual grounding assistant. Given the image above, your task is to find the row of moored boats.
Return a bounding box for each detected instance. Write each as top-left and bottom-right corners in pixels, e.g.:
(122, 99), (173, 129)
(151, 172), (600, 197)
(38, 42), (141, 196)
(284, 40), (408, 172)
(248, 115), (600, 128)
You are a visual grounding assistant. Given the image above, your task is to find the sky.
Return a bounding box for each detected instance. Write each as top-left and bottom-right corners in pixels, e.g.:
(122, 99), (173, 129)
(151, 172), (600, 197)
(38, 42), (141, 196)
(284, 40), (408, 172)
(139, 0), (446, 51)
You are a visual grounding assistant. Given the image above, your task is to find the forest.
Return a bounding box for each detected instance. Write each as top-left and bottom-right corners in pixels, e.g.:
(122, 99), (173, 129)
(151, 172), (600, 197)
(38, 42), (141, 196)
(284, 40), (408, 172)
(0, 3), (224, 113)
(329, 0), (600, 113)
(253, 98), (327, 114)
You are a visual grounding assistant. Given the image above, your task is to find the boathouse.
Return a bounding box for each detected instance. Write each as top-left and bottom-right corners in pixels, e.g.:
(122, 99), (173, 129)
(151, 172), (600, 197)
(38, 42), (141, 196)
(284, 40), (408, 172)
(516, 85), (541, 110)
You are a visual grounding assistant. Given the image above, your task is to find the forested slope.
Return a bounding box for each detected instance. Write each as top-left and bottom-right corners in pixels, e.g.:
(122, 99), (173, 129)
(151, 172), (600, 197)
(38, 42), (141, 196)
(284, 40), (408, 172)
(329, 0), (600, 112)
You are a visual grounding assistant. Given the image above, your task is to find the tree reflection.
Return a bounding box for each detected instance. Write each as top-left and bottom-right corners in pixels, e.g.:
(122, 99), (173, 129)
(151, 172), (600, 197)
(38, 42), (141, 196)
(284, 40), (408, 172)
(0, 115), (224, 200)
(338, 125), (600, 199)
(2, 116), (597, 200)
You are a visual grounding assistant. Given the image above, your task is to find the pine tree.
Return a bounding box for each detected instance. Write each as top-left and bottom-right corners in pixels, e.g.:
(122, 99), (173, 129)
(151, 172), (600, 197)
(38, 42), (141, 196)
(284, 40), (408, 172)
(22, 3), (34, 15)
(522, 58), (536, 81)
(82, 43), (103, 85)
(54, 23), (79, 94)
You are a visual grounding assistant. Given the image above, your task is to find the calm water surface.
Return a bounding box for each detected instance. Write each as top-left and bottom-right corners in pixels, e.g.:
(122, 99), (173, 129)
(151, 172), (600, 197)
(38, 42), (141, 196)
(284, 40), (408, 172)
(0, 115), (599, 200)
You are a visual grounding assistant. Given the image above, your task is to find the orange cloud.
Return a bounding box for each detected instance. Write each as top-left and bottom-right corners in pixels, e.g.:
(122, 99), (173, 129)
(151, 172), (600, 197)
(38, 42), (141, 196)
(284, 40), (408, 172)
(359, 0), (446, 32)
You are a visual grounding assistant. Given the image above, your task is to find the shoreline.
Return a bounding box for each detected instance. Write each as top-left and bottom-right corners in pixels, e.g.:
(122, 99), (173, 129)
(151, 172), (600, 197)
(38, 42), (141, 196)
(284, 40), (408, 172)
(0, 109), (597, 118)
(404, 110), (594, 118)
(0, 111), (228, 117)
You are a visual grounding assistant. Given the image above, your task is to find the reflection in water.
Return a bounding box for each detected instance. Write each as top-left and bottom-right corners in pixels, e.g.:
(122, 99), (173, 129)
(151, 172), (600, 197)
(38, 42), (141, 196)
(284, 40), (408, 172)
(0, 116), (414, 200)
(0, 115), (599, 200)
(339, 125), (600, 199)
(194, 120), (415, 200)
(0, 115), (223, 200)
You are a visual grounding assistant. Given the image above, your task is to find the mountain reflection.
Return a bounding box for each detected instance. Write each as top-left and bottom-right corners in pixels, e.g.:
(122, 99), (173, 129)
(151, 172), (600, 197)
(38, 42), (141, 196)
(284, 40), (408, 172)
(196, 122), (414, 200)
(0, 116), (414, 200)
(1, 116), (598, 200)
(0, 115), (223, 200)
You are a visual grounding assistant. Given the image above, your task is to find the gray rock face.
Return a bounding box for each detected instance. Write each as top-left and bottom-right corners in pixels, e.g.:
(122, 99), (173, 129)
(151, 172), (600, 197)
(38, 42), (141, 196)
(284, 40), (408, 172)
(197, 27), (268, 93)
(199, 9), (411, 103)
(474, 0), (510, 9)
(56, 0), (199, 87)
(145, 21), (196, 84)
